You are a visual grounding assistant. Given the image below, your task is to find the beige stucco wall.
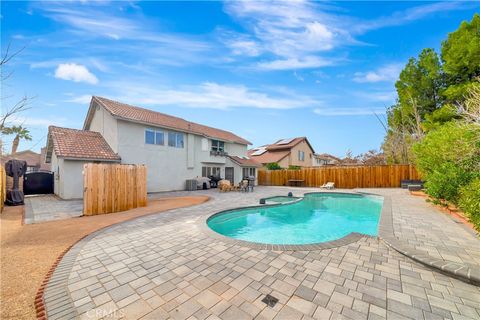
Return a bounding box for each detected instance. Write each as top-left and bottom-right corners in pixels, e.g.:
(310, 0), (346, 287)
(59, 160), (88, 199)
(88, 102), (119, 153)
(287, 141), (314, 167)
(277, 156), (290, 168)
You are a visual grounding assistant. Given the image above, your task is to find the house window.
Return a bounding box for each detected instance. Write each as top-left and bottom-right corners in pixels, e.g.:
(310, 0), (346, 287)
(242, 167), (256, 179)
(168, 131), (184, 148)
(202, 166), (221, 178)
(298, 150), (305, 161)
(145, 129), (164, 145)
(211, 140), (225, 152)
(26, 166), (38, 173)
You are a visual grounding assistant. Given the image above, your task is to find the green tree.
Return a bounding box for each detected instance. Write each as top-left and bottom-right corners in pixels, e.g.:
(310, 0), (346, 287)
(441, 13), (480, 102)
(2, 125), (32, 154)
(395, 48), (444, 120)
(265, 162), (282, 170)
(382, 49), (445, 163)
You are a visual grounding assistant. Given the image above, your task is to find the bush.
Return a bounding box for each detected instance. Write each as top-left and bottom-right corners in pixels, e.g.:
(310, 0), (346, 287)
(458, 178), (480, 230)
(413, 122), (480, 204)
(424, 163), (473, 204)
(266, 162), (282, 170)
(288, 165), (301, 170)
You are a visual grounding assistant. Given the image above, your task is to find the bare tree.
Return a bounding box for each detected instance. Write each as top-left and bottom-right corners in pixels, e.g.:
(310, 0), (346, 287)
(457, 80), (480, 125)
(1, 42), (34, 156)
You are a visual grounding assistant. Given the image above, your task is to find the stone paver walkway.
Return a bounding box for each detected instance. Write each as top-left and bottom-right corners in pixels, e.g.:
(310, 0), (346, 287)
(24, 195), (83, 224)
(388, 189), (480, 266)
(42, 187), (480, 320)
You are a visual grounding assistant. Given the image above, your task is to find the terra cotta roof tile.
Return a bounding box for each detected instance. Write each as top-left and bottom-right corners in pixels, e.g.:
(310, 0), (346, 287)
(48, 126), (120, 161)
(89, 96), (251, 145)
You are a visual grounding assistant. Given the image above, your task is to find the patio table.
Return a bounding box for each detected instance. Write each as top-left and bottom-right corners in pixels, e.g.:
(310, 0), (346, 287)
(287, 179), (305, 187)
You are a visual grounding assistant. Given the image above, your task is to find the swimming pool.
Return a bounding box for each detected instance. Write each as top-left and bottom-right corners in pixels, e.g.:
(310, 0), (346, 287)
(207, 193), (384, 245)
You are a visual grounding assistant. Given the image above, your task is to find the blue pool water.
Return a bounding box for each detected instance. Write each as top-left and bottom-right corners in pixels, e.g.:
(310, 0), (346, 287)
(207, 193), (383, 245)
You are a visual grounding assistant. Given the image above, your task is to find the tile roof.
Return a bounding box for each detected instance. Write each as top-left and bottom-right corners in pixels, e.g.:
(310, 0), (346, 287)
(87, 96), (251, 145)
(228, 156), (261, 167)
(1, 150), (41, 167)
(265, 137), (312, 151)
(248, 137), (314, 164)
(48, 126), (121, 161)
(314, 153), (340, 161)
(246, 149), (290, 164)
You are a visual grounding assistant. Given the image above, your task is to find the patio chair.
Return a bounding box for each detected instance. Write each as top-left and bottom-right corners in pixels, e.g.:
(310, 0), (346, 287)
(240, 180), (248, 192)
(218, 180), (233, 192)
(320, 182), (335, 190)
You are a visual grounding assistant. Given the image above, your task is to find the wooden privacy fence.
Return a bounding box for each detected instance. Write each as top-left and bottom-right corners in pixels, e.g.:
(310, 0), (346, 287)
(83, 163), (147, 216)
(258, 164), (420, 189)
(0, 166), (5, 213)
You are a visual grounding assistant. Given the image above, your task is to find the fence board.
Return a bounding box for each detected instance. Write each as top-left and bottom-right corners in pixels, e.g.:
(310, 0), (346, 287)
(258, 164), (420, 189)
(83, 163), (147, 215)
(0, 166), (5, 213)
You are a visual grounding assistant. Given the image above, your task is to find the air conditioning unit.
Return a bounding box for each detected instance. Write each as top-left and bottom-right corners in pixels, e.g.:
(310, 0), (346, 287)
(185, 179), (197, 191)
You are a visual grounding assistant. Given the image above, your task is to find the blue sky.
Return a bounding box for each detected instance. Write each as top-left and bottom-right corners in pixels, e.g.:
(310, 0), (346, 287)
(1, 1), (479, 157)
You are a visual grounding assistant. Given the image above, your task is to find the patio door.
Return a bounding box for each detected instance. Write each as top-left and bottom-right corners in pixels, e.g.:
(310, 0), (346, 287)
(225, 167), (234, 184)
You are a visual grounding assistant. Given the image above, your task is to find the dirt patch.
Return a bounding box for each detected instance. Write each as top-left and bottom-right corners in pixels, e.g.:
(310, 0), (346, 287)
(0, 196), (209, 320)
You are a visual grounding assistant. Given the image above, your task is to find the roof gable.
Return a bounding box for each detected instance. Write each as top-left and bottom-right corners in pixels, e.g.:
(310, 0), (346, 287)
(248, 137), (315, 164)
(84, 96), (251, 145)
(46, 126), (121, 162)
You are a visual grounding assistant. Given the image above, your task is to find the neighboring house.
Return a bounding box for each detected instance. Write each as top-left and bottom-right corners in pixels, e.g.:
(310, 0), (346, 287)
(312, 153), (340, 167)
(45, 96), (259, 199)
(248, 137), (315, 168)
(1, 149), (51, 172)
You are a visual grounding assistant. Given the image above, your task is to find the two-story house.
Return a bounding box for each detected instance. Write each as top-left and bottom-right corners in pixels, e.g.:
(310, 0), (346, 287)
(248, 137), (315, 168)
(45, 96), (260, 199)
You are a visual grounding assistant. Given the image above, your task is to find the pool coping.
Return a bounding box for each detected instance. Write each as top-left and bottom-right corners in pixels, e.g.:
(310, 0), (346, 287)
(201, 191), (379, 251)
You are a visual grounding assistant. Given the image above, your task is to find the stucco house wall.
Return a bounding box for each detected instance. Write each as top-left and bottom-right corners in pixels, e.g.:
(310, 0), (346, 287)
(287, 140), (314, 167)
(88, 102), (119, 153)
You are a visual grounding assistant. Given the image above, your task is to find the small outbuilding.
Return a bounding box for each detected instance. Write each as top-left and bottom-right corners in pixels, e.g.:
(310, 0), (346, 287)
(45, 126), (121, 199)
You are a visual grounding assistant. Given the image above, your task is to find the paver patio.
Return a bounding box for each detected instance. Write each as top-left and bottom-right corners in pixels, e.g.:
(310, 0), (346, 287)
(42, 187), (480, 320)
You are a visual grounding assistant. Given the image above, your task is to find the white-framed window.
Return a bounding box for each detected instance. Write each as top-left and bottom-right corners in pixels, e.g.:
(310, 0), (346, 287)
(202, 166), (221, 177)
(242, 167), (256, 178)
(298, 150), (305, 161)
(211, 140), (225, 152)
(145, 128), (164, 145)
(168, 131), (184, 148)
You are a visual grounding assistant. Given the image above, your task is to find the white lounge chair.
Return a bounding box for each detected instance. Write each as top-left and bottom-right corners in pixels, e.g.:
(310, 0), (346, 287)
(320, 182), (335, 189)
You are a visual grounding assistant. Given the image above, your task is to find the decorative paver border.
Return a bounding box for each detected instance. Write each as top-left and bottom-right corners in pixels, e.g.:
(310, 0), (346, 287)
(377, 194), (480, 286)
(201, 191), (377, 251)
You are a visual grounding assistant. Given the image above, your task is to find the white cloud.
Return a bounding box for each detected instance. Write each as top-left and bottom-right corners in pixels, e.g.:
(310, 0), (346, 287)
(10, 116), (68, 128)
(108, 81), (320, 110)
(313, 107), (385, 116)
(223, 1), (472, 71)
(355, 91), (397, 103)
(64, 94), (93, 104)
(224, 1), (347, 69)
(353, 2), (475, 34)
(353, 64), (403, 83)
(54, 63), (99, 84)
(257, 56), (335, 70)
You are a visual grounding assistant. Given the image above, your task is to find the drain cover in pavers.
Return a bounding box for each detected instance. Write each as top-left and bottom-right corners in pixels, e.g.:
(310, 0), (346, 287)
(261, 294), (279, 307)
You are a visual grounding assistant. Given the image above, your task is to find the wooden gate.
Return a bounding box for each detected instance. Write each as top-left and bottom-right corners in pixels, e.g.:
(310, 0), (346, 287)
(83, 163), (147, 215)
